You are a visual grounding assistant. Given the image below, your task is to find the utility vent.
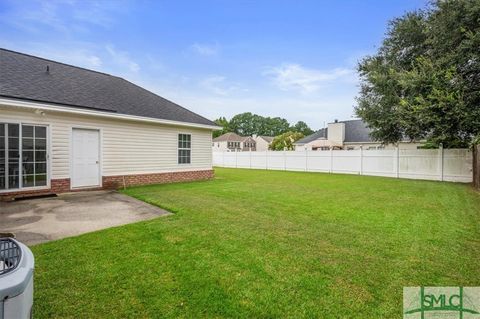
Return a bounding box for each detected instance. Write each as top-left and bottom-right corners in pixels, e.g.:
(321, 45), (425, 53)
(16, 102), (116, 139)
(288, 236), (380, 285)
(0, 238), (21, 276)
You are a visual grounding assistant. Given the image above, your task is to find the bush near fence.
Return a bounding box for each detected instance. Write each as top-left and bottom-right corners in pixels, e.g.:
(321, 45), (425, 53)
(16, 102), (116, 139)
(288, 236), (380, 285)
(213, 148), (473, 183)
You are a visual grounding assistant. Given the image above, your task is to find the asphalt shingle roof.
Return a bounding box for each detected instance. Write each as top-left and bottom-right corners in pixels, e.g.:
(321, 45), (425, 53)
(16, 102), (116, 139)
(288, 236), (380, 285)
(295, 128), (328, 144)
(213, 132), (246, 142)
(0, 48), (216, 127)
(294, 120), (375, 144)
(343, 120), (373, 142)
(258, 136), (274, 143)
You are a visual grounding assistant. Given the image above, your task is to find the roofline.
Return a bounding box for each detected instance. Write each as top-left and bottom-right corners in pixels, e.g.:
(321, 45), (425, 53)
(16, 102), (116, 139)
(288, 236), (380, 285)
(0, 97), (222, 130)
(328, 119), (363, 124)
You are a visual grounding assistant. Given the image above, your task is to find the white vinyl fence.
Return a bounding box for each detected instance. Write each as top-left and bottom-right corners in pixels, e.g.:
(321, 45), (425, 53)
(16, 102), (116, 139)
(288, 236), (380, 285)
(213, 148), (473, 183)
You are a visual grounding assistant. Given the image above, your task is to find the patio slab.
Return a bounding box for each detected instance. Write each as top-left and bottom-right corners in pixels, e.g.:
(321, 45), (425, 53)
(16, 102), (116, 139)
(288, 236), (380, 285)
(0, 190), (170, 245)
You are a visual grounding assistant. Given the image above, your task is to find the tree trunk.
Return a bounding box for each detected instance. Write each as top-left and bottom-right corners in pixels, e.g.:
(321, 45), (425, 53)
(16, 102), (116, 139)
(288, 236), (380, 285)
(474, 144), (480, 189)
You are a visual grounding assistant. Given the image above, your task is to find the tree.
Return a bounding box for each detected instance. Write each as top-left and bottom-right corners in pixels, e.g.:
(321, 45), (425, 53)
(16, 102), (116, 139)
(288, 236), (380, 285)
(356, 0), (480, 148)
(229, 112), (262, 136)
(292, 121), (314, 136)
(269, 131), (304, 151)
(228, 112), (291, 136)
(262, 117), (291, 136)
(213, 116), (230, 138)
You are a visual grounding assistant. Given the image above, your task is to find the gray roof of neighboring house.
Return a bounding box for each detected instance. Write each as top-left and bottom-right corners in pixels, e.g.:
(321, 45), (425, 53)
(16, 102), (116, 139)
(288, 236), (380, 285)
(213, 132), (246, 142)
(258, 136), (274, 143)
(343, 120), (373, 142)
(294, 119), (375, 145)
(0, 48), (216, 127)
(295, 128), (328, 145)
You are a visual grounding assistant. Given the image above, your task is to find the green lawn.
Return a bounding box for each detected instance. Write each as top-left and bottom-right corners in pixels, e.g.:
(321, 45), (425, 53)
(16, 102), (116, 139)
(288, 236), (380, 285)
(32, 168), (480, 318)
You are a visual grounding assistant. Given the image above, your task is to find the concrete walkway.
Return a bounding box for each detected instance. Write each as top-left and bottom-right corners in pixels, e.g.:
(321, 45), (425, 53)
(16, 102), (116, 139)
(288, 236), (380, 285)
(0, 191), (170, 245)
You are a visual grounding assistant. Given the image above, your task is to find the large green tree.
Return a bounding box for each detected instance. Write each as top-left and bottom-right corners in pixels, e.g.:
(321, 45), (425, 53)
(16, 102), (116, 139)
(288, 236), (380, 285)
(216, 112), (305, 137)
(356, 0), (480, 147)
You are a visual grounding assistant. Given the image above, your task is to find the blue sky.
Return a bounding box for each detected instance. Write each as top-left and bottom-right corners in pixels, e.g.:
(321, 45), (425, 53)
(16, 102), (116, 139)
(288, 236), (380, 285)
(0, 0), (427, 130)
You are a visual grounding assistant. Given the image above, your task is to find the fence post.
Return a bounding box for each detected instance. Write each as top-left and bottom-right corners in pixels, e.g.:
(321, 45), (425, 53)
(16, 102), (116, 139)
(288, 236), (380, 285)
(222, 151), (225, 167)
(305, 148), (308, 172)
(359, 146), (363, 175)
(266, 150), (268, 170)
(284, 148), (287, 171)
(330, 148), (333, 173)
(249, 149), (252, 169)
(439, 143), (444, 181)
(394, 146), (400, 178)
(235, 149), (238, 168)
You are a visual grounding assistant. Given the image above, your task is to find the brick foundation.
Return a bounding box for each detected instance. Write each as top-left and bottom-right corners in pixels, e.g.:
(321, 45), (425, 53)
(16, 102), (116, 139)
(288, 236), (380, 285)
(0, 170), (214, 201)
(103, 169), (214, 189)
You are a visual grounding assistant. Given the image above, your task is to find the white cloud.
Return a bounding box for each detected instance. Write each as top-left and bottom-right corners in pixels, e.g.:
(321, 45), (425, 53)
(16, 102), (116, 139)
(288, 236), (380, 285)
(190, 43), (219, 56)
(200, 75), (244, 96)
(106, 45), (140, 72)
(264, 63), (356, 94)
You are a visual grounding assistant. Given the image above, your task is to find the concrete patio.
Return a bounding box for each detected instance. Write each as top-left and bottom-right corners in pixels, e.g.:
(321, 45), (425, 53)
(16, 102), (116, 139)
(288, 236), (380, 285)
(0, 191), (170, 245)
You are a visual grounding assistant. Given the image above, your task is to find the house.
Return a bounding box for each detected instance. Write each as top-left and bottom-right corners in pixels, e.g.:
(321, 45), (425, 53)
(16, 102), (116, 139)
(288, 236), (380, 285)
(294, 119), (422, 151)
(253, 135), (274, 151)
(0, 48), (220, 200)
(242, 136), (257, 151)
(212, 132), (246, 151)
(212, 133), (274, 152)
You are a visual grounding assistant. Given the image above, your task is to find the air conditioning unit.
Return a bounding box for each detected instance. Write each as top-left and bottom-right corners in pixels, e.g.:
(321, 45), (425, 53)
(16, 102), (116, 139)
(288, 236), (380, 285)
(0, 238), (34, 319)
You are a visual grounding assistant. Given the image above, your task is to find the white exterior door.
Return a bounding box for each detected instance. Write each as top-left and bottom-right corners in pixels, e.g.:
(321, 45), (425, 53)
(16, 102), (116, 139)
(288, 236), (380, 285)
(72, 129), (100, 188)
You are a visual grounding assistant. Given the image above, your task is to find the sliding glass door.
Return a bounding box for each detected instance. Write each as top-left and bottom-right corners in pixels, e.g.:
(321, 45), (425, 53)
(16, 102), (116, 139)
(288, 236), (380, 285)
(0, 123), (48, 191)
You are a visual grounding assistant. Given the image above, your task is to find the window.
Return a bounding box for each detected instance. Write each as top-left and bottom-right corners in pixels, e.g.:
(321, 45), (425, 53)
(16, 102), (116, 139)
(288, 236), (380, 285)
(178, 134), (191, 164)
(1, 123), (48, 190)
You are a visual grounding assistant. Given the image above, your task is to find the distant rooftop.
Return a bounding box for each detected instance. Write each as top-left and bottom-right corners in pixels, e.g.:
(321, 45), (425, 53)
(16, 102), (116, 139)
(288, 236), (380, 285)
(213, 132), (246, 142)
(294, 119), (374, 144)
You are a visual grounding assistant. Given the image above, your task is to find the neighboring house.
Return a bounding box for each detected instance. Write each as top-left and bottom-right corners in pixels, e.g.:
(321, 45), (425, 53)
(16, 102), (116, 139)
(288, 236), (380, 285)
(294, 119), (422, 151)
(242, 136), (257, 151)
(212, 132), (245, 151)
(212, 133), (274, 152)
(0, 48), (220, 200)
(253, 135), (274, 151)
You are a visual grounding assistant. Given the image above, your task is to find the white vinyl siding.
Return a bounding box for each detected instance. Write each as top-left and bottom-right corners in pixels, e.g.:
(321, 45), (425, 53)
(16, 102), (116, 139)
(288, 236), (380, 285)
(0, 106), (213, 179)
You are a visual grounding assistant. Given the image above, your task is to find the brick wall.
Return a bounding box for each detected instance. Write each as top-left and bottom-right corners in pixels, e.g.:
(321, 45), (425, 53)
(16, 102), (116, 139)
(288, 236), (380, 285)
(1, 170), (214, 201)
(51, 178), (71, 193)
(103, 169), (214, 189)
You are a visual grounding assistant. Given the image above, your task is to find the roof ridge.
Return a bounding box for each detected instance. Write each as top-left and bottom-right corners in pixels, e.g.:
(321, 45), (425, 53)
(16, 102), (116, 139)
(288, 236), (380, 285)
(0, 48), (116, 78)
(339, 119), (363, 123)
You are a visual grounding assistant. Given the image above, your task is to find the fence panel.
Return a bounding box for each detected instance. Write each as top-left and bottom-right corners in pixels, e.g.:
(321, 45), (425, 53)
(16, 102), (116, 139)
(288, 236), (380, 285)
(362, 149), (396, 177)
(212, 148), (473, 183)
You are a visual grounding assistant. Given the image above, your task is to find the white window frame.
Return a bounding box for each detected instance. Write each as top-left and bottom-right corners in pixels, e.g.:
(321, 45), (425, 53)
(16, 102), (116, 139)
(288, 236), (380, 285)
(0, 122), (51, 193)
(178, 133), (191, 165)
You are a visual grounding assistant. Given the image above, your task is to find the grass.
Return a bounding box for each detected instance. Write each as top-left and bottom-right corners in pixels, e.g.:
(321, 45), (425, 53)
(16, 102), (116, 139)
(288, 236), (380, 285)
(32, 168), (480, 318)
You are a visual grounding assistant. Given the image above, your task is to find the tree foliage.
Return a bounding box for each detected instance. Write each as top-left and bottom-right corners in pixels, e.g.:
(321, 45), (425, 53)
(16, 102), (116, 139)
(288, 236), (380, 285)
(292, 121), (314, 136)
(269, 131), (304, 151)
(213, 112), (314, 138)
(213, 116), (230, 138)
(356, 0), (480, 147)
